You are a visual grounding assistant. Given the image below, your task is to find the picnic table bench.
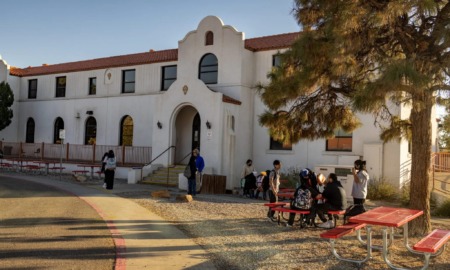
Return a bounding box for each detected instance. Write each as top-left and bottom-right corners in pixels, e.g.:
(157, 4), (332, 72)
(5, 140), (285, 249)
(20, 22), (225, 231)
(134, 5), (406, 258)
(320, 222), (371, 266)
(412, 229), (450, 269)
(271, 207), (310, 227)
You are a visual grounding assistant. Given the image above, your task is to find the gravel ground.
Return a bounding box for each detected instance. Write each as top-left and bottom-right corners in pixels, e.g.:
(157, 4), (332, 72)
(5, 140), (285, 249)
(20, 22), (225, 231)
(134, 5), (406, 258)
(118, 191), (450, 270)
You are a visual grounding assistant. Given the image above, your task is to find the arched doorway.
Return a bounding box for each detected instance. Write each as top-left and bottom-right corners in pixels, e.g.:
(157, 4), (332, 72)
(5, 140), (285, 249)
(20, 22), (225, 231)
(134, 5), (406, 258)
(173, 106), (200, 164)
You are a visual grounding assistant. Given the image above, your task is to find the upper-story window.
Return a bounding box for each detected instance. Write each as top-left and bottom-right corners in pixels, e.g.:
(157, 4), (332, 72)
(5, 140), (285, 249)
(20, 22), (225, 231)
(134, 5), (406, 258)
(205, 31), (214, 45)
(270, 137), (292, 151)
(55, 76), (66, 97)
(272, 54), (282, 67)
(89, 77), (97, 95)
(326, 129), (352, 152)
(199, 53), (218, 84)
(122, 69), (135, 93)
(161, 65), (177, 91)
(28, 79), (37, 99)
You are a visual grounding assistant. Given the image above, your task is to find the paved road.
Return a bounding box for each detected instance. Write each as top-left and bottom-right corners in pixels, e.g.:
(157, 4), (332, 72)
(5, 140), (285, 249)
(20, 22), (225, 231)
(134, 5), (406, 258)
(0, 175), (115, 270)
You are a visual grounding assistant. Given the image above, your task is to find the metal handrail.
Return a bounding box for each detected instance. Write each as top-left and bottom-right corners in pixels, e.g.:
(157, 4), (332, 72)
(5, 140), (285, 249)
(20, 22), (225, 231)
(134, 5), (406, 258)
(143, 146), (175, 167)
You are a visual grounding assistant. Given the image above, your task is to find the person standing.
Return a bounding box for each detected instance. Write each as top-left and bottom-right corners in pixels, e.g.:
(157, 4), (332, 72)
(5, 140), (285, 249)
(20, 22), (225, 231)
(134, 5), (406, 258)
(267, 160), (281, 221)
(100, 152), (108, 188)
(241, 159), (255, 197)
(187, 150), (197, 196)
(351, 159), (370, 205)
(104, 150), (116, 190)
(194, 148), (205, 194)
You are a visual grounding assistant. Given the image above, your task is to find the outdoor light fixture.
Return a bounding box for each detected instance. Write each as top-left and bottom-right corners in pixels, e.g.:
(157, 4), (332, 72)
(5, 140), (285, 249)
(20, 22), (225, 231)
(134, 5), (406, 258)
(86, 110), (94, 115)
(157, 121), (162, 129)
(206, 121), (211, 129)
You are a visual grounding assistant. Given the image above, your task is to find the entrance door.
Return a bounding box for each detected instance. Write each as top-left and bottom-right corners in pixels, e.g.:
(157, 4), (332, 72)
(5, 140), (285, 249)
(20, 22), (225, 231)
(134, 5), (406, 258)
(192, 113), (201, 151)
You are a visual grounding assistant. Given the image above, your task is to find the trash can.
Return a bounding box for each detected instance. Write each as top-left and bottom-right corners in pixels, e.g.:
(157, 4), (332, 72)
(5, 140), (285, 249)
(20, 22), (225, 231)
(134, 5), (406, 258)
(128, 167), (142, 184)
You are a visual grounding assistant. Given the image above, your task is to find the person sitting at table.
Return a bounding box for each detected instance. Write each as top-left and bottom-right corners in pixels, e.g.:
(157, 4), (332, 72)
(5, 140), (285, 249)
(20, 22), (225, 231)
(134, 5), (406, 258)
(286, 172), (326, 227)
(104, 150), (116, 190)
(315, 173), (347, 229)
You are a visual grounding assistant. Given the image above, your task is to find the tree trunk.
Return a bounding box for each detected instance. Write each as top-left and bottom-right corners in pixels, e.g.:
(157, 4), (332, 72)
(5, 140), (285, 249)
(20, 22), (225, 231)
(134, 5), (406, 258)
(409, 93), (433, 236)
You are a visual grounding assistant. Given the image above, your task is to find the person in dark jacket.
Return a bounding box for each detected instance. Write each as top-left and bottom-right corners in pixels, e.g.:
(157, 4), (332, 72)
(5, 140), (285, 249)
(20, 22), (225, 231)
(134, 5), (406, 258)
(315, 173), (347, 228)
(261, 169), (271, 200)
(187, 150), (198, 196)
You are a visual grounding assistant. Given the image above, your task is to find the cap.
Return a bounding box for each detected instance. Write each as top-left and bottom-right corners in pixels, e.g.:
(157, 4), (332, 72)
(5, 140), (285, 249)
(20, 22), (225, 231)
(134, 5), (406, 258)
(300, 169), (309, 178)
(260, 171), (267, 176)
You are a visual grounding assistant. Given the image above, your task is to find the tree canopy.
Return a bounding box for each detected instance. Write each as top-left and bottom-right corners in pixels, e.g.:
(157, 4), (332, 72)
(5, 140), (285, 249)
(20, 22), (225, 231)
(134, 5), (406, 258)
(0, 81), (14, 131)
(260, 0), (450, 234)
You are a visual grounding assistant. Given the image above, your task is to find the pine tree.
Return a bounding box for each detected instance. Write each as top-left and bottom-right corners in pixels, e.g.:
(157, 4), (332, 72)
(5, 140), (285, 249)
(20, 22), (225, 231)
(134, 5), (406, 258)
(260, 0), (450, 235)
(0, 81), (14, 131)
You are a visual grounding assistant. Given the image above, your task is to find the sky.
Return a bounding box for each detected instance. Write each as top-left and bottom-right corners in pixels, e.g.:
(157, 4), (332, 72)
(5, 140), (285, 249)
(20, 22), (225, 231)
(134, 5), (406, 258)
(0, 0), (300, 68)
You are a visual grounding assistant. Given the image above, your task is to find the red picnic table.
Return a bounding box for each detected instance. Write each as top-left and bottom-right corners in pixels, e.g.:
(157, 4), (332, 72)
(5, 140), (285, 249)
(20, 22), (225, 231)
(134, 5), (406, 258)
(349, 206), (424, 269)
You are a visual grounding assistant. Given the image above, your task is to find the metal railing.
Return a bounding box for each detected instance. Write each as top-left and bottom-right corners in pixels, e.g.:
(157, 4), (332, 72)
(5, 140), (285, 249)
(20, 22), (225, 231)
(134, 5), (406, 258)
(0, 141), (151, 165)
(432, 152), (450, 195)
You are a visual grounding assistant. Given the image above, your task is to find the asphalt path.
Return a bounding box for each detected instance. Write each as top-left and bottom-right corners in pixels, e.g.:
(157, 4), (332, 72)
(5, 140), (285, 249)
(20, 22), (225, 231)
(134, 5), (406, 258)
(0, 175), (115, 270)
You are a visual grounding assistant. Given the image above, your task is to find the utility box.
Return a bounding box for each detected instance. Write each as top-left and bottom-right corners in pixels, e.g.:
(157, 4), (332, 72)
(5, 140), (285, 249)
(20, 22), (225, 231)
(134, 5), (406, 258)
(315, 165), (354, 199)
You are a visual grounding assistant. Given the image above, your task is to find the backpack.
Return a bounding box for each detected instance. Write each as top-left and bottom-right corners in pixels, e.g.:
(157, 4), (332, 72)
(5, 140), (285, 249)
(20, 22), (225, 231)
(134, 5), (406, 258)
(292, 188), (313, 209)
(105, 157), (116, 170)
(343, 204), (366, 223)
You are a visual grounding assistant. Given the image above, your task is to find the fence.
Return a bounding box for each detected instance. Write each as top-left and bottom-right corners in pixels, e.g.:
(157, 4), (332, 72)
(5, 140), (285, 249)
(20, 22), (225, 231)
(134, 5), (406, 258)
(432, 152), (450, 195)
(0, 141), (151, 165)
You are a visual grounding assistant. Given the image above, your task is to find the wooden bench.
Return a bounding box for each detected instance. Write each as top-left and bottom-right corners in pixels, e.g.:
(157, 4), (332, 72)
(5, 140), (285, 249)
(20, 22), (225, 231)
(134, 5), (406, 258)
(412, 229), (450, 269)
(320, 223), (371, 266)
(271, 207), (310, 227)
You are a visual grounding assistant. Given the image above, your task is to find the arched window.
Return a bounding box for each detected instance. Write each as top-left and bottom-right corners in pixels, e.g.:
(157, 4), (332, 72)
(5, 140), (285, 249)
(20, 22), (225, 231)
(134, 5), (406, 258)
(25, 118), (35, 143)
(53, 117), (65, 143)
(199, 53), (218, 84)
(120, 115), (133, 146)
(205, 31), (214, 45)
(85, 117), (97, 145)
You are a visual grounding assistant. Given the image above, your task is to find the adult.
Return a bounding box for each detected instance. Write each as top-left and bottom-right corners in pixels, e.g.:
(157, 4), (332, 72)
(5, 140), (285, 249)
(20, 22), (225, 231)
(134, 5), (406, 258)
(241, 159), (255, 197)
(315, 173), (347, 228)
(267, 160), (281, 221)
(187, 149), (198, 196)
(194, 149), (205, 194)
(104, 150), (116, 190)
(351, 159), (370, 205)
(100, 151), (108, 188)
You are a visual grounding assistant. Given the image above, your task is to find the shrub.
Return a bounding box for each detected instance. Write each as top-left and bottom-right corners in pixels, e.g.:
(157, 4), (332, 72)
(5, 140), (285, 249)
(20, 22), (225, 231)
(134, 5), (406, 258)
(280, 166), (301, 189)
(367, 178), (399, 201)
(434, 200), (450, 217)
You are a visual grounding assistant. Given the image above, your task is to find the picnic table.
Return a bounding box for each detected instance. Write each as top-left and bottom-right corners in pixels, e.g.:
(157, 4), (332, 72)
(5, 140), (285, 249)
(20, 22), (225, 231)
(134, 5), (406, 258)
(348, 206), (427, 269)
(76, 164), (102, 180)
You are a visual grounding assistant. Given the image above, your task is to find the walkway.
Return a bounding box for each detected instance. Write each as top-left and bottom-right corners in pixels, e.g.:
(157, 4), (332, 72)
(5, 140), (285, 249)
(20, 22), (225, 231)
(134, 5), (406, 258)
(3, 173), (215, 270)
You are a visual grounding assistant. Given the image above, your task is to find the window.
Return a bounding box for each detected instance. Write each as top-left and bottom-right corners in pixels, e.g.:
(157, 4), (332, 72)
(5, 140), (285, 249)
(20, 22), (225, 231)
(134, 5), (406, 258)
(122, 69), (135, 93)
(272, 54), (282, 67)
(54, 117), (64, 144)
(28, 79), (37, 99)
(326, 129), (352, 151)
(161, 65), (177, 91)
(120, 115), (134, 146)
(199, 53), (218, 84)
(270, 136), (292, 151)
(55, 76), (66, 97)
(84, 117), (97, 145)
(89, 77), (96, 95)
(205, 31), (214, 45)
(26, 118), (35, 143)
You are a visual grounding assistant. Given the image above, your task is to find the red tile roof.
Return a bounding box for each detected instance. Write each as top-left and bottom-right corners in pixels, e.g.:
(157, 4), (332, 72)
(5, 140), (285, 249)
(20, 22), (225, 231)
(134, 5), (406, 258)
(9, 32), (300, 77)
(10, 49), (178, 77)
(244, 32), (300, 52)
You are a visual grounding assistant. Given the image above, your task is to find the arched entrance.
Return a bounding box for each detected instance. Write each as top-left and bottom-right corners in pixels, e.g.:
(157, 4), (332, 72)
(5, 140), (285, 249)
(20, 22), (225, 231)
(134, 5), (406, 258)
(173, 105), (200, 164)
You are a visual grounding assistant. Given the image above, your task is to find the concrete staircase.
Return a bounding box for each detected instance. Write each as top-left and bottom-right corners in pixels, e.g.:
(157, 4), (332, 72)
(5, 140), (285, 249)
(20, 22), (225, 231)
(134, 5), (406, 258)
(140, 165), (185, 187)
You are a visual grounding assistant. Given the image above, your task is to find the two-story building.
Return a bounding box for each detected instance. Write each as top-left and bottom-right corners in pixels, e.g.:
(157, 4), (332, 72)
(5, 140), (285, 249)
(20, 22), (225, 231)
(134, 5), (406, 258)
(0, 16), (438, 194)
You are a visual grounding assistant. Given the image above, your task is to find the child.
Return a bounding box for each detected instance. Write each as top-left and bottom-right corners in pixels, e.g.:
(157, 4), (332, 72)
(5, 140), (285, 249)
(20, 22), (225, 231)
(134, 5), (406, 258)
(254, 171), (266, 199)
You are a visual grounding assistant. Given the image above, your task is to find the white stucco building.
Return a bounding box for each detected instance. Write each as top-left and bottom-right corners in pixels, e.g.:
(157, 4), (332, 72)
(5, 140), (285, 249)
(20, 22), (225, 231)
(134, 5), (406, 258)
(0, 16), (437, 193)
